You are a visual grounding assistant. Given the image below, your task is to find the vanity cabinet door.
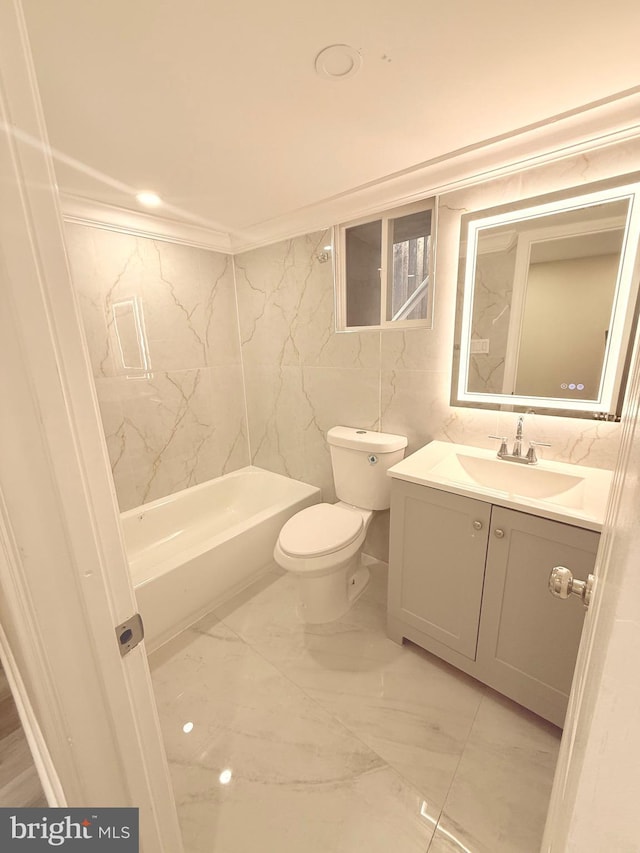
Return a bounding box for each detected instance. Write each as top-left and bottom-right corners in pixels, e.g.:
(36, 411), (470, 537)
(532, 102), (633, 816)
(388, 482), (491, 660)
(476, 506), (599, 726)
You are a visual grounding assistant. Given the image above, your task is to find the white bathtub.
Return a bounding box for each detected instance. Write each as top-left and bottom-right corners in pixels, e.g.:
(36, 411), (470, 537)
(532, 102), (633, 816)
(121, 466), (321, 652)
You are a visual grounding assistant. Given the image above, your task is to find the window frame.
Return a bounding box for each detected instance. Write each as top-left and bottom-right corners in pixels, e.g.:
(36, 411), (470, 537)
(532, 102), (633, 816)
(334, 197), (437, 332)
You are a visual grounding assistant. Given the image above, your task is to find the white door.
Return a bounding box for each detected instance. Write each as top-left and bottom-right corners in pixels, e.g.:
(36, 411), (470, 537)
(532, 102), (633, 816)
(538, 243), (640, 843)
(542, 345), (640, 850)
(0, 3), (182, 850)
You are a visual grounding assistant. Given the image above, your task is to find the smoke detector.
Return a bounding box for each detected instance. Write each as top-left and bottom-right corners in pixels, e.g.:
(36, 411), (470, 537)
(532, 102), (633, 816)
(315, 44), (362, 80)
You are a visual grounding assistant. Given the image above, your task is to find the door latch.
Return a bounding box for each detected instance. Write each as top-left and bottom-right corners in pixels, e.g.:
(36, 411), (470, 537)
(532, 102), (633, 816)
(115, 613), (144, 657)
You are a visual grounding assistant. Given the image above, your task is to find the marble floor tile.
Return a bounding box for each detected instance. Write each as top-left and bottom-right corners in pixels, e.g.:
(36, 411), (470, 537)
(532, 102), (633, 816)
(150, 612), (435, 853)
(152, 561), (560, 853)
(214, 563), (485, 810)
(428, 691), (561, 853)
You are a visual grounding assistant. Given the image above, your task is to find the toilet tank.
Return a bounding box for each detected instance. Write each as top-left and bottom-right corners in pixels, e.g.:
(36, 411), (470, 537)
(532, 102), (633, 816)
(327, 427), (408, 510)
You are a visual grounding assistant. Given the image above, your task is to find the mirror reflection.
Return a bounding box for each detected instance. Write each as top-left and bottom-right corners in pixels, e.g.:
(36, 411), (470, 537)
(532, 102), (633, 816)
(454, 178), (640, 418)
(469, 200), (627, 400)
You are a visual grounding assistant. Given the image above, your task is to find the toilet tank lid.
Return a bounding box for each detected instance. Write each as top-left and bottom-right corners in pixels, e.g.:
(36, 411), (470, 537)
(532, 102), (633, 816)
(327, 427), (408, 453)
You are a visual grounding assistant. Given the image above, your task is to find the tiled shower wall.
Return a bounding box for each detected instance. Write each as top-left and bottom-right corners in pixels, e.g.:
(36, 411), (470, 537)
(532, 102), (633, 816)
(67, 138), (639, 541)
(65, 225), (249, 510)
(234, 231), (381, 502)
(235, 142), (640, 494)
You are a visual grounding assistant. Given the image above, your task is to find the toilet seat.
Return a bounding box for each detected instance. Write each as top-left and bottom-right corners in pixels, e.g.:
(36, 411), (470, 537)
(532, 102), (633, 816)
(278, 503), (363, 558)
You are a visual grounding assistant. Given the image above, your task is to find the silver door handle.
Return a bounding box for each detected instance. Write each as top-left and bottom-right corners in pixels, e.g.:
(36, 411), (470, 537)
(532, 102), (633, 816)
(548, 566), (594, 609)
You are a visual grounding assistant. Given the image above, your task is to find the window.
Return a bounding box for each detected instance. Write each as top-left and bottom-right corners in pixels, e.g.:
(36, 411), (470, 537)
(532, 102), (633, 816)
(335, 198), (436, 331)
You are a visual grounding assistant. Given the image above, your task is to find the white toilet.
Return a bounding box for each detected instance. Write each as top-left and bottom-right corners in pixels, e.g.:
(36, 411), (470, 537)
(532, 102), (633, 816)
(273, 426), (408, 623)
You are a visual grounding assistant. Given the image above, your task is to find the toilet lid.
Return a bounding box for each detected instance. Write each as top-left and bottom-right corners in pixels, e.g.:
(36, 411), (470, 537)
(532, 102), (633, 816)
(279, 503), (363, 558)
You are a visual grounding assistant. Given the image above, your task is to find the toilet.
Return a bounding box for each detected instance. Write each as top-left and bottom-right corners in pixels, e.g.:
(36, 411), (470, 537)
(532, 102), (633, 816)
(273, 426), (408, 623)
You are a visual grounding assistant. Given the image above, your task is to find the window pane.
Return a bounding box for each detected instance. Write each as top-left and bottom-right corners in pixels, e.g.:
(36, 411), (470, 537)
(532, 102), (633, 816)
(345, 220), (382, 327)
(387, 209), (432, 322)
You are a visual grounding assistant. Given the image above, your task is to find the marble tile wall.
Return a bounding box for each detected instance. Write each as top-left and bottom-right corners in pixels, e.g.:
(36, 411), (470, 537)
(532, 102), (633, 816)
(400, 139), (640, 466)
(66, 138), (639, 534)
(66, 224), (250, 511)
(234, 231), (381, 503)
(235, 139), (640, 559)
(384, 140), (640, 466)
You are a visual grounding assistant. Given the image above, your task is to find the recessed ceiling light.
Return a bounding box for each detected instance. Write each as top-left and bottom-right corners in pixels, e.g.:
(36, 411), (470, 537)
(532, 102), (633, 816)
(219, 769), (232, 785)
(136, 190), (162, 207)
(182, 722), (194, 733)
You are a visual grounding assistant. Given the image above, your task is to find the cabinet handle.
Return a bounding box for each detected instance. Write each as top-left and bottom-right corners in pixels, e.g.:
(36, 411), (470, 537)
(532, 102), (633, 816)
(494, 528), (505, 538)
(473, 520), (483, 530)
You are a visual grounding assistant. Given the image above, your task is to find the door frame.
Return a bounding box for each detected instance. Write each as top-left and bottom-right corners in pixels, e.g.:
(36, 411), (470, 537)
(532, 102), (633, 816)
(3, 0), (640, 849)
(0, 2), (182, 849)
(541, 251), (640, 848)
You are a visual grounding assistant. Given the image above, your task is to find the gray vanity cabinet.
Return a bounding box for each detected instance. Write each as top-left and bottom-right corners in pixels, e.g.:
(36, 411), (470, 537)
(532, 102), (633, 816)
(387, 481), (599, 726)
(387, 481), (491, 659)
(476, 506), (598, 725)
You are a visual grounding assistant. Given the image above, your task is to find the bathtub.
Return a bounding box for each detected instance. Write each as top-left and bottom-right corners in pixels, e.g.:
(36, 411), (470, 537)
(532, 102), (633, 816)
(121, 466), (321, 652)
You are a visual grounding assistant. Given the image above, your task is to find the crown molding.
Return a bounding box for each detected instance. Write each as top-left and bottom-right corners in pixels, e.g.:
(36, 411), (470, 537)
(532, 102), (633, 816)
(60, 193), (233, 253)
(58, 89), (640, 256)
(230, 87), (640, 253)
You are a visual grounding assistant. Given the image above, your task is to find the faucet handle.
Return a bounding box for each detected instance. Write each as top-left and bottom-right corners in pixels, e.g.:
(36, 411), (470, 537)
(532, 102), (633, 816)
(526, 440), (551, 463)
(488, 435), (508, 457)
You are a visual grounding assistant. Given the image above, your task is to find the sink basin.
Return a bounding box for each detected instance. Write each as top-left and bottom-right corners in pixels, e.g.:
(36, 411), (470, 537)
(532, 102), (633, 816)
(388, 440), (613, 530)
(430, 452), (584, 500)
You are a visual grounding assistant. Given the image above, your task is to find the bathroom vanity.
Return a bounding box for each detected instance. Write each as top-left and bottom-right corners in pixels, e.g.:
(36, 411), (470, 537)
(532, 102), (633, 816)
(387, 441), (612, 727)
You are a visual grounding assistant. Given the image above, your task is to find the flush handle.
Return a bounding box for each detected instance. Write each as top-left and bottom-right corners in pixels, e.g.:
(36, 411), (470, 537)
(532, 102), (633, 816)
(368, 454), (378, 465)
(549, 566), (594, 609)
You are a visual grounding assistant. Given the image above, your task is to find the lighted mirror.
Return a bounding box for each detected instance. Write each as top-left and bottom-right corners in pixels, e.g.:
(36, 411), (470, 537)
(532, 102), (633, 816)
(335, 199), (436, 331)
(452, 176), (640, 418)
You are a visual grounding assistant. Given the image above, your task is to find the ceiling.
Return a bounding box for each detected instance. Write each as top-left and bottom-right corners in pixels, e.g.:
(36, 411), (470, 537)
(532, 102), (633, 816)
(21, 0), (640, 250)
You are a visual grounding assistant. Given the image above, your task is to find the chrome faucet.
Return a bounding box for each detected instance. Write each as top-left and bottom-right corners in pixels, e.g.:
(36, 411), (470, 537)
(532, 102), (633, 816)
(489, 416), (550, 465)
(512, 415), (524, 458)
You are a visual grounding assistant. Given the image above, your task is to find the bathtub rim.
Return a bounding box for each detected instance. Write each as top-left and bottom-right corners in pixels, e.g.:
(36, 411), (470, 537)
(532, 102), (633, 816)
(122, 466), (322, 586)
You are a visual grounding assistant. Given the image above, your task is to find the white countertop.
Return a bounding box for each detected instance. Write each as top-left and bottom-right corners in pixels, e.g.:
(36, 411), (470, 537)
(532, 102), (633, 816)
(388, 440), (613, 531)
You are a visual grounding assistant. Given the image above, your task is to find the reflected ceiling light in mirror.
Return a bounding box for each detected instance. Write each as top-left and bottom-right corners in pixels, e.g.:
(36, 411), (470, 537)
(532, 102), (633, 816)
(219, 769), (232, 785)
(182, 722), (194, 734)
(136, 190), (162, 207)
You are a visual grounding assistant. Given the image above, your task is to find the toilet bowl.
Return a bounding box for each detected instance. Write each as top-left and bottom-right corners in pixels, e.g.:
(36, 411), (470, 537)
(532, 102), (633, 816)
(273, 426), (408, 623)
(274, 501), (373, 623)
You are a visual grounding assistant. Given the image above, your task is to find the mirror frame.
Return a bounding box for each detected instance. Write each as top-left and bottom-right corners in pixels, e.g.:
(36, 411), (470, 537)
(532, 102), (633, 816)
(452, 174), (640, 419)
